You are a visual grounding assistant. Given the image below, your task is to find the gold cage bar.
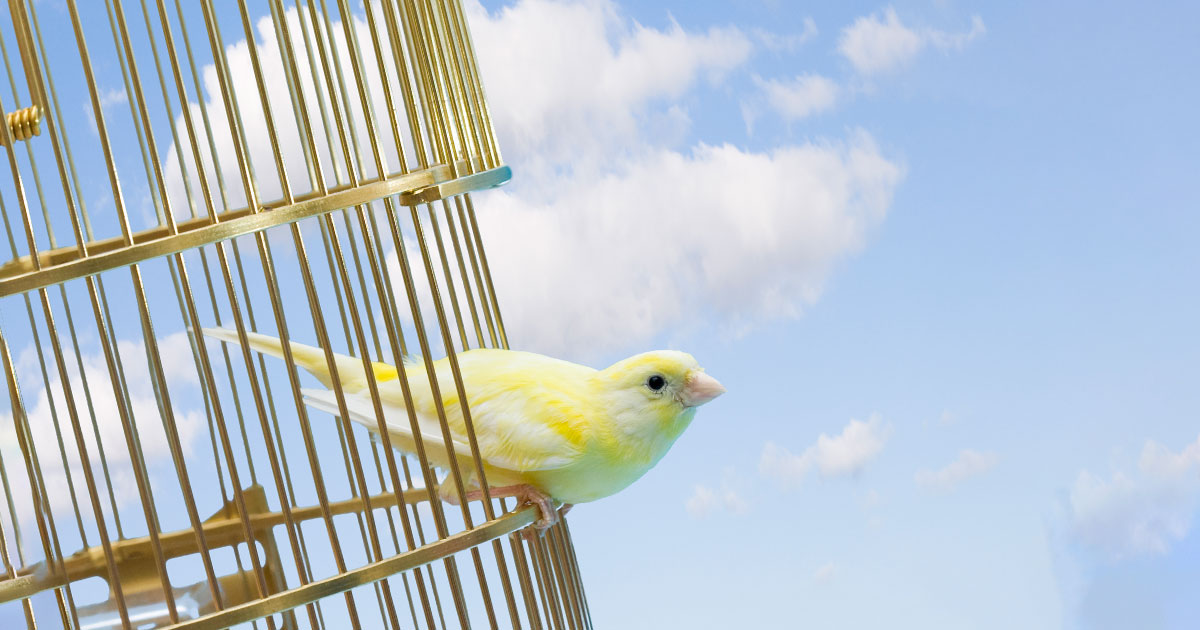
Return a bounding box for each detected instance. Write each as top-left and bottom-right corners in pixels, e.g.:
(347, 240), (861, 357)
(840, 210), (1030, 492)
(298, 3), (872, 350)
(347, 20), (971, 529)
(0, 1), (589, 629)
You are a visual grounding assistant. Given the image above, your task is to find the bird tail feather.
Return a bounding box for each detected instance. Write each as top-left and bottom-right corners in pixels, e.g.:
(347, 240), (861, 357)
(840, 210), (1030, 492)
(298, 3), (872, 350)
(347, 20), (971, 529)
(202, 327), (382, 393)
(201, 327), (477, 473)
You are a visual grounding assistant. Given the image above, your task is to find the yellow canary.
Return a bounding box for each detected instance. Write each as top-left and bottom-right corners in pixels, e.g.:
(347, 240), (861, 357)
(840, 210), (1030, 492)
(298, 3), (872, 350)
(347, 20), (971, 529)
(202, 328), (725, 527)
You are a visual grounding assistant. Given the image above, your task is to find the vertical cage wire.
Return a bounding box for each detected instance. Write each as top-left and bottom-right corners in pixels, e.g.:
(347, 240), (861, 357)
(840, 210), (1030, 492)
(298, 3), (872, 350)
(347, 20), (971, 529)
(0, 1), (590, 629)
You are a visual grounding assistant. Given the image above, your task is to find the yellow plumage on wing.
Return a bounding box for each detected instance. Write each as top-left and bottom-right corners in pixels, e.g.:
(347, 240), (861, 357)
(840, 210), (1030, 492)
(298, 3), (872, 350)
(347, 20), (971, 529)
(203, 328), (725, 527)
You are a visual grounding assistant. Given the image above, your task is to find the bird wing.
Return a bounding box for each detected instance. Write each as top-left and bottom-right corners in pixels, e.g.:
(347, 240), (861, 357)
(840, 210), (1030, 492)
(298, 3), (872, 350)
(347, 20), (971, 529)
(308, 380), (583, 473)
(447, 383), (584, 471)
(202, 328), (590, 474)
(300, 388), (460, 453)
(386, 349), (593, 473)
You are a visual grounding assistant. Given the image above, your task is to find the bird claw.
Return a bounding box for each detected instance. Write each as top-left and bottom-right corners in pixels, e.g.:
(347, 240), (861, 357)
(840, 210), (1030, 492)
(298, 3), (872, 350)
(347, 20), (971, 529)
(441, 483), (563, 536)
(530, 499), (575, 529)
(524, 488), (559, 529)
(511, 501), (577, 544)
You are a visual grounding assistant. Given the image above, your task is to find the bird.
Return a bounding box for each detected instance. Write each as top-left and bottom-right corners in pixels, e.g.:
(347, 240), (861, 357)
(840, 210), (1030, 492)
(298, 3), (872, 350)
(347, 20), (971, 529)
(202, 328), (725, 529)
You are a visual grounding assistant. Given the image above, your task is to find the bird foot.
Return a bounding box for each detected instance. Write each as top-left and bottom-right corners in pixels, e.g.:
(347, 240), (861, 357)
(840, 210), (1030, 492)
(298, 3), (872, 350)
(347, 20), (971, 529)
(510, 502), (575, 544)
(504, 484), (558, 530)
(439, 483), (561, 530)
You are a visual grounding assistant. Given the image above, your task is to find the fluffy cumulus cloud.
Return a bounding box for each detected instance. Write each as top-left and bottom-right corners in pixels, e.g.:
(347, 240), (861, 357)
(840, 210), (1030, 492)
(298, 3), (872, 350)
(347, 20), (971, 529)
(838, 7), (985, 75)
(479, 136), (898, 356)
(161, 6), (410, 219)
(760, 414), (891, 488)
(470, 0), (752, 177)
(914, 448), (998, 492)
(155, 0), (902, 361)
(466, 0), (902, 358)
(1066, 434), (1200, 558)
(0, 333), (203, 528)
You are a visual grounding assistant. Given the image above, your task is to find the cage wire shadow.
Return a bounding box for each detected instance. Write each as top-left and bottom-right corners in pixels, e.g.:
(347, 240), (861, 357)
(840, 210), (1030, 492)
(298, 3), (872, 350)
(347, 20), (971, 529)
(0, 0), (591, 628)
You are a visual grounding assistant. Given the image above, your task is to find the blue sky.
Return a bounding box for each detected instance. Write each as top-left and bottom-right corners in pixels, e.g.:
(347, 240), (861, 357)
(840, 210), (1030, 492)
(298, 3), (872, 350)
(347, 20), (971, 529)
(462, 1), (1200, 628)
(0, 1), (1197, 629)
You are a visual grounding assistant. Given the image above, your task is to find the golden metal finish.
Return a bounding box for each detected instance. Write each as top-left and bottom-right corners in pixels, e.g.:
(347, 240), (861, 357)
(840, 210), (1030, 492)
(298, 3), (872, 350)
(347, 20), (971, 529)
(1, 486), (297, 626)
(168, 507), (538, 630)
(398, 165), (512, 207)
(0, 105), (39, 147)
(0, 486), (441, 604)
(0, 165), (511, 296)
(0, 1), (589, 630)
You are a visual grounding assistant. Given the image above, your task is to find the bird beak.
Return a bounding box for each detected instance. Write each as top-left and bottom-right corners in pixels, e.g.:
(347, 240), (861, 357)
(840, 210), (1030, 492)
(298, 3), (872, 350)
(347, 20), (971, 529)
(680, 371), (726, 407)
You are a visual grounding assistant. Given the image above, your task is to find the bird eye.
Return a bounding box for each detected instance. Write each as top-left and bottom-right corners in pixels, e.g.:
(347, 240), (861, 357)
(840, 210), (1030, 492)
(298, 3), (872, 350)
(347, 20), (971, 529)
(646, 375), (667, 391)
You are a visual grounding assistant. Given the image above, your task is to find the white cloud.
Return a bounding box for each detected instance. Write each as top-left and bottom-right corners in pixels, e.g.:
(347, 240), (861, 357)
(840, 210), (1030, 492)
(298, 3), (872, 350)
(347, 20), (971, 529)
(684, 483), (746, 518)
(161, 6), (409, 218)
(914, 448), (998, 492)
(811, 414), (891, 476)
(759, 443), (809, 490)
(155, 0), (902, 362)
(837, 8), (920, 75)
(1067, 434), (1200, 558)
(753, 73), (839, 122)
(922, 408), (957, 428)
(0, 333), (203, 527)
(464, 0), (902, 358)
(760, 414), (891, 488)
(685, 485), (719, 518)
(469, 0), (752, 179)
(480, 136), (899, 357)
(99, 87), (128, 109)
(752, 18), (818, 53)
(83, 88), (131, 137)
(924, 15), (988, 51)
(813, 562), (836, 584)
(837, 7), (985, 75)
(685, 468), (748, 518)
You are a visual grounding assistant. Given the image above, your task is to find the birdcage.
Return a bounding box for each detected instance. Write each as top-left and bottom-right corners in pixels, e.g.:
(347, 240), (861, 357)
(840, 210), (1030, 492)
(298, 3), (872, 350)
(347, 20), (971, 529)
(0, 1), (591, 629)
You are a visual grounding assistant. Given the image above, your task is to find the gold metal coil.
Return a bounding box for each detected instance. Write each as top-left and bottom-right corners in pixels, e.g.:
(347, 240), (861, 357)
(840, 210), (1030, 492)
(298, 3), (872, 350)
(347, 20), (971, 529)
(1, 104), (41, 145)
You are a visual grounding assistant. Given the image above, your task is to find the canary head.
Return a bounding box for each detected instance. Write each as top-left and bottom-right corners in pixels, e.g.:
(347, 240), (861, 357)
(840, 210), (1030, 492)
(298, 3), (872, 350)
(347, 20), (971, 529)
(591, 350), (725, 461)
(598, 350), (725, 408)
(597, 348), (724, 422)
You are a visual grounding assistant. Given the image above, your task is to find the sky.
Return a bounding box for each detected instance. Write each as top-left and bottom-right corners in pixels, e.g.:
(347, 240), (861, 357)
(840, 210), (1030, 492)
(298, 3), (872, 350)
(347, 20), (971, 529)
(0, 1), (1197, 629)
(460, 1), (1200, 628)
